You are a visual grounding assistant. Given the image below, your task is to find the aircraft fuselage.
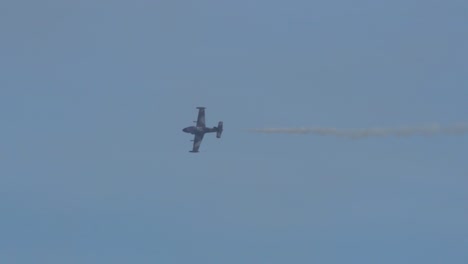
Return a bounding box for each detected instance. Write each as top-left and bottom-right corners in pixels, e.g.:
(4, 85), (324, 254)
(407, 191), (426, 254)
(182, 126), (217, 135)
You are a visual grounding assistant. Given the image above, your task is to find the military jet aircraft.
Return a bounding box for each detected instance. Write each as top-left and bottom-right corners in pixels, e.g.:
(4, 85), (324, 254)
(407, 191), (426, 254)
(182, 107), (223, 153)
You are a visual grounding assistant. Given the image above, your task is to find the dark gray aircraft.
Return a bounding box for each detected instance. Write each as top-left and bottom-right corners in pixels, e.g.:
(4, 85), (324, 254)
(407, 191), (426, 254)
(182, 107), (223, 153)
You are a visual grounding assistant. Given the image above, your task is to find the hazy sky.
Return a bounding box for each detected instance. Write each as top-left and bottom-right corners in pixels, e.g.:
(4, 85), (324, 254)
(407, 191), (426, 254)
(1, 0), (467, 263)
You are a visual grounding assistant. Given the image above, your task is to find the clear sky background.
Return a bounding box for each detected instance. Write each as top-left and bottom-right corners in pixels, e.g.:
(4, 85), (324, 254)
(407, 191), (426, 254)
(1, 0), (467, 263)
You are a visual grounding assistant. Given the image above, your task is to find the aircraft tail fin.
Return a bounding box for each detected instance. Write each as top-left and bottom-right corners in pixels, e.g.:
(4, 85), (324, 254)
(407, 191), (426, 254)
(216, 121), (223, 138)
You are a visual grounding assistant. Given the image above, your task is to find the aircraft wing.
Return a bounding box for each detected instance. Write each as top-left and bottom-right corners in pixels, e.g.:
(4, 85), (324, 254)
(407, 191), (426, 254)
(190, 133), (204, 153)
(196, 107), (206, 127)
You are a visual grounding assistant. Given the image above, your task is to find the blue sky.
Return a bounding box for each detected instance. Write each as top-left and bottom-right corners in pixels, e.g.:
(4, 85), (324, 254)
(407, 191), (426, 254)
(1, 0), (467, 263)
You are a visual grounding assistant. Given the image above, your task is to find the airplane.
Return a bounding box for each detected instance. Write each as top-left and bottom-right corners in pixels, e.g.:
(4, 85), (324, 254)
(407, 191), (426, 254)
(182, 107), (223, 153)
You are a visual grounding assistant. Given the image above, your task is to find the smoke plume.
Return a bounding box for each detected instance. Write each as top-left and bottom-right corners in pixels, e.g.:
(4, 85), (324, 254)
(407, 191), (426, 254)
(249, 123), (468, 139)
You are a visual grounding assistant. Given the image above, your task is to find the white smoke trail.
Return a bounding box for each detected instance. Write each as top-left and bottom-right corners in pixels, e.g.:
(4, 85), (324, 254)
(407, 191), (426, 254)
(249, 123), (468, 139)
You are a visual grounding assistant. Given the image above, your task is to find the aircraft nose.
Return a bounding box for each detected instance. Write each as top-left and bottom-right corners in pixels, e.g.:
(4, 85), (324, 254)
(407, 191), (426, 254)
(182, 128), (188, 132)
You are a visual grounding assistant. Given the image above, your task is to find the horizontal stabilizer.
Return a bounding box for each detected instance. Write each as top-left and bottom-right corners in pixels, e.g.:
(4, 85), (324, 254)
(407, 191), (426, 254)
(216, 121), (223, 138)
